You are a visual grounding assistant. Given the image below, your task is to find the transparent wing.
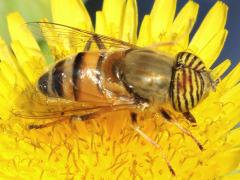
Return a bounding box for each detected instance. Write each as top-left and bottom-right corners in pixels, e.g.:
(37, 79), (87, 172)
(27, 21), (137, 60)
(11, 84), (135, 120)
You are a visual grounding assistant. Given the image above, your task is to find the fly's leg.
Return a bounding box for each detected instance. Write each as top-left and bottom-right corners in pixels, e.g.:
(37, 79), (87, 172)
(130, 112), (176, 176)
(84, 34), (106, 51)
(83, 39), (92, 51)
(130, 112), (138, 124)
(93, 35), (106, 49)
(160, 108), (204, 151)
(183, 111), (197, 126)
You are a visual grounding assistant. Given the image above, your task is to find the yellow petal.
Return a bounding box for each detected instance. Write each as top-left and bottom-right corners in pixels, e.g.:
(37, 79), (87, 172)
(223, 173), (240, 180)
(0, 37), (30, 91)
(11, 41), (45, 83)
(150, 0), (176, 42)
(221, 63), (240, 90)
(51, 0), (92, 30)
(199, 29), (228, 68)
(190, 149), (240, 179)
(171, 1), (199, 35)
(95, 11), (109, 35)
(7, 12), (40, 53)
(137, 15), (152, 46)
(169, 1), (199, 51)
(0, 37), (15, 65)
(0, 72), (13, 101)
(120, 0), (138, 43)
(211, 59), (231, 80)
(220, 83), (240, 105)
(226, 128), (240, 146)
(189, 1), (228, 55)
(211, 149), (240, 176)
(0, 62), (19, 91)
(103, 0), (126, 38)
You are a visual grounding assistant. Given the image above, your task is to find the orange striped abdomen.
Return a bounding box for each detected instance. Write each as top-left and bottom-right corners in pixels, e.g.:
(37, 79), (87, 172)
(38, 52), (108, 103)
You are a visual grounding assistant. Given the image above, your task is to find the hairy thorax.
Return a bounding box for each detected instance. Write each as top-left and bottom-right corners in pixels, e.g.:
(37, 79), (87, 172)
(119, 49), (174, 104)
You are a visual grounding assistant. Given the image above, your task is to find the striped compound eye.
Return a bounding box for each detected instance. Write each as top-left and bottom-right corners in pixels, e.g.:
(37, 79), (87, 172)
(169, 52), (211, 112)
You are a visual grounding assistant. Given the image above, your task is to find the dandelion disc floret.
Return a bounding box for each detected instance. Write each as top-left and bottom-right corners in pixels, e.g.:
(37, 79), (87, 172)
(0, 0), (240, 179)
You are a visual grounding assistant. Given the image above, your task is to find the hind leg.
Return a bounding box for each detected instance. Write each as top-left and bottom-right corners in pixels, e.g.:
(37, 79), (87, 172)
(84, 35), (106, 51)
(130, 112), (176, 176)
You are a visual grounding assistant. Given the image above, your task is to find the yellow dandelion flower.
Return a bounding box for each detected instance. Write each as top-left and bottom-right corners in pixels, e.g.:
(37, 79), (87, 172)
(0, 0), (240, 179)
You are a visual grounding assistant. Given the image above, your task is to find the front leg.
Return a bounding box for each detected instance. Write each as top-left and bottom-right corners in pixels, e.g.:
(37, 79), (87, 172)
(183, 111), (197, 125)
(159, 108), (203, 151)
(130, 112), (138, 124)
(84, 34), (106, 51)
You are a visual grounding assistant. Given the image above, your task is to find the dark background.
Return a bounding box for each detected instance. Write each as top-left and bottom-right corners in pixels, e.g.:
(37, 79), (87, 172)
(85, 0), (240, 72)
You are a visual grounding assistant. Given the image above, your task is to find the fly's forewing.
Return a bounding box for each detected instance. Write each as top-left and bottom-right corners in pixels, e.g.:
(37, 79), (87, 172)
(12, 85), (136, 120)
(27, 21), (137, 60)
(12, 22), (138, 121)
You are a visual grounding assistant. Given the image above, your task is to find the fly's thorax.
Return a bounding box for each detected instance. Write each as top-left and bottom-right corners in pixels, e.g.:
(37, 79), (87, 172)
(118, 49), (174, 103)
(170, 52), (214, 112)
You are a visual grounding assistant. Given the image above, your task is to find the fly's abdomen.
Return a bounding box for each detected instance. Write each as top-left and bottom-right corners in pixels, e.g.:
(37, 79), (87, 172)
(170, 52), (210, 112)
(38, 52), (107, 102)
(38, 59), (67, 98)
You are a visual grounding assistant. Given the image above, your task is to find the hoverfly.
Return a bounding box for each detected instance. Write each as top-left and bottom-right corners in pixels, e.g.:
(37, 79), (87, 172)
(16, 22), (217, 176)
